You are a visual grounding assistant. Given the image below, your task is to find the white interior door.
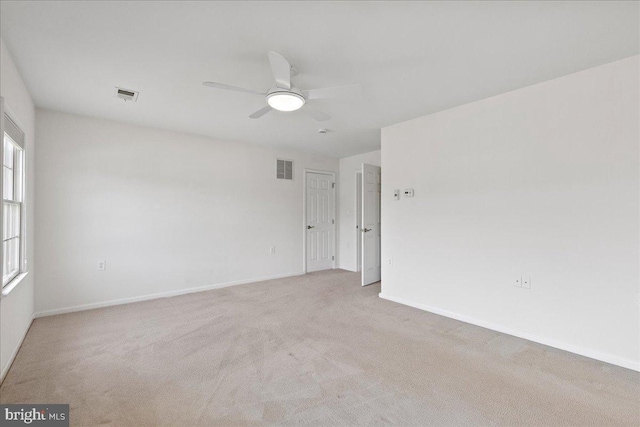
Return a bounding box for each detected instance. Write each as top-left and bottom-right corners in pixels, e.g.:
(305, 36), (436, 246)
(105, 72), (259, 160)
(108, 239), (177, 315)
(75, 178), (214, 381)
(361, 163), (381, 286)
(306, 172), (335, 272)
(356, 172), (362, 272)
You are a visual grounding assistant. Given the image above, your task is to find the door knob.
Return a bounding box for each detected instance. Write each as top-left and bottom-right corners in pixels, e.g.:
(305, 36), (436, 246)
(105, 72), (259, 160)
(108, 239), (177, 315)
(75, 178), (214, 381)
(307, 225), (315, 229)
(363, 228), (371, 233)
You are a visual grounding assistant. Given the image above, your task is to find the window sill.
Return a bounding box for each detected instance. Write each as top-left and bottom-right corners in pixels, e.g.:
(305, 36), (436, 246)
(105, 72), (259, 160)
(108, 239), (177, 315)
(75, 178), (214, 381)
(1, 272), (29, 297)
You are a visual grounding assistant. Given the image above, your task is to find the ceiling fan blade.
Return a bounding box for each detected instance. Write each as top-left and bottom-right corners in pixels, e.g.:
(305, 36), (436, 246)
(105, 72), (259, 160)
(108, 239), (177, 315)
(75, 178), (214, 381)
(303, 84), (362, 100)
(268, 51), (291, 90)
(303, 107), (331, 122)
(249, 105), (273, 119)
(202, 82), (265, 95)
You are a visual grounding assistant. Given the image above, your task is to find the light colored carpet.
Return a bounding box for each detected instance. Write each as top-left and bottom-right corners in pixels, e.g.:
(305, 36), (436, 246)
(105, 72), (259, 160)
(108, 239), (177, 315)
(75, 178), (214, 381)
(1, 269), (638, 426)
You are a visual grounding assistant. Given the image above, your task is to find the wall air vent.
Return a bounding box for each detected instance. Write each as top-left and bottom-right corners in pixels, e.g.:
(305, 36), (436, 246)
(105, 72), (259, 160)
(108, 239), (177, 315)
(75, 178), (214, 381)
(276, 159), (293, 180)
(114, 87), (139, 102)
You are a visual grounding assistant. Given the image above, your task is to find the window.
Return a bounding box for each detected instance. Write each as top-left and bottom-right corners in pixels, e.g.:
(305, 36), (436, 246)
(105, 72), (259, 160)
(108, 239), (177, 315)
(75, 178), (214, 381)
(2, 111), (25, 288)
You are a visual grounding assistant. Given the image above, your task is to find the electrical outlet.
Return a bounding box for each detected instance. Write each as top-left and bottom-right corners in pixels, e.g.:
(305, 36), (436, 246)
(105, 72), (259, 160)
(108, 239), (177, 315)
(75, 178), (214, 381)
(514, 276), (522, 288)
(97, 260), (106, 271)
(388, 258), (393, 266)
(522, 276), (531, 289)
(269, 246), (276, 255)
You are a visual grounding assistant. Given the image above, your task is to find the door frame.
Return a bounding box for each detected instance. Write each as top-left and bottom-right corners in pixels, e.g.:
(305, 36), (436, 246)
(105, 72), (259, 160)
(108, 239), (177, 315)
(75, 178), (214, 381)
(303, 169), (337, 273)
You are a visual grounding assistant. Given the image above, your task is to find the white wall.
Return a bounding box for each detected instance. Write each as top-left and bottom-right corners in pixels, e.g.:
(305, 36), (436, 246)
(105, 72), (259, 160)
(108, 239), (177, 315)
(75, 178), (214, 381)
(380, 56), (639, 370)
(35, 109), (338, 315)
(0, 39), (36, 379)
(338, 150), (381, 272)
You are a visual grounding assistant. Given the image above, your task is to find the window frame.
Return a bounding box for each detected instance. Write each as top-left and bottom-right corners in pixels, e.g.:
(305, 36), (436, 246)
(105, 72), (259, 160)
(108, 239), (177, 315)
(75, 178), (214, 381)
(1, 97), (28, 294)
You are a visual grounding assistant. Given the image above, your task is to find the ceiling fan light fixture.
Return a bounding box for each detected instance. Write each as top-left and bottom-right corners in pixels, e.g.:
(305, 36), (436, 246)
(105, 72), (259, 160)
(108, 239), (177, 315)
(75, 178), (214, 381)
(267, 91), (305, 112)
(203, 51), (356, 121)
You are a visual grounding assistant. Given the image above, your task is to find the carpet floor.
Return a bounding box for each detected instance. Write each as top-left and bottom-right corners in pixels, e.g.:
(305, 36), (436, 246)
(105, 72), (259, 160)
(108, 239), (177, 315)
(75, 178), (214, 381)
(1, 269), (638, 426)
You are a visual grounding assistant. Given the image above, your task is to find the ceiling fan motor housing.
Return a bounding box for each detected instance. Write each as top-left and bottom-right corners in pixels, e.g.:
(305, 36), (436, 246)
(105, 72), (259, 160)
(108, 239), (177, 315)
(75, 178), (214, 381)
(266, 87), (306, 111)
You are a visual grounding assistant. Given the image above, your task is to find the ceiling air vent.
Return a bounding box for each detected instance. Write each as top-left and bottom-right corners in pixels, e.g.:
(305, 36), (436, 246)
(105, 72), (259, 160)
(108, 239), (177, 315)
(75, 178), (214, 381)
(114, 87), (139, 102)
(276, 159), (293, 180)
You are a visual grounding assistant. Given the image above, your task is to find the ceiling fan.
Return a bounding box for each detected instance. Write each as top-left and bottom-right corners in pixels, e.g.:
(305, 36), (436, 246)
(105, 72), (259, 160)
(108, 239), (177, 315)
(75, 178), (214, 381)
(202, 51), (361, 121)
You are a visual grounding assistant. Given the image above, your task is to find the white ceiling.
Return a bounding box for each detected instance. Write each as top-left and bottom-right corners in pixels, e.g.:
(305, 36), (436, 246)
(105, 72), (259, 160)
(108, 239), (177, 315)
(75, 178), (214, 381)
(1, 1), (638, 158)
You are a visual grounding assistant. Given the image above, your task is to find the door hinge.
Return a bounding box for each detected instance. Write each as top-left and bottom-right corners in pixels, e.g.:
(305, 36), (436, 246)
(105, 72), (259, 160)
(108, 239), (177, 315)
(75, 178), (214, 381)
(332, 183), (335, 189)
(332, 256), (335, 261)
(332, 219), (335, 224)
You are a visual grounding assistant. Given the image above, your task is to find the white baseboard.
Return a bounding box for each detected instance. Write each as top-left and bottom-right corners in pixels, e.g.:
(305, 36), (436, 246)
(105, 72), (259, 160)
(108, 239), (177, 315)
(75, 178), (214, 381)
(34, 272), (305, 318)
(379, 293), (640, 372)
(1, 314), (34, 384)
